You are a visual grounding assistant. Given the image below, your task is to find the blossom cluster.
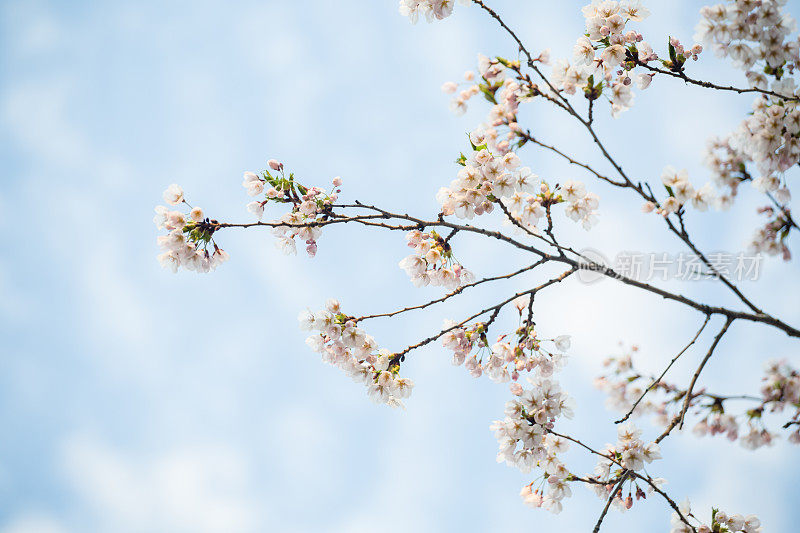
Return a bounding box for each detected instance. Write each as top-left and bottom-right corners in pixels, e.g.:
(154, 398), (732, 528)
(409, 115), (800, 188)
(473, 300), (577, 514)
(398, 0), (468, 24)
(493, 378), (575, 514)
(587, 423), (662, 512)
(595, 347), (800, 449)
(695, 0), (800, 256)
(299, 299), (414, 407)
(702, 100), (796, 258)
(731, 98), (800, 186)
(758, 358), (800, 442)
(554, 0), (655, 116)
(243, 159), (341, 257)
(695, 0), (799, 91)
(671, 500), (762, 533)
(398, 230), (475, 288)
(703, 135), (751, 207)
(749, 204), (794, 260)
(643, 165), (717, 215)
(437, 143), (600, 230)
(548, 1), (709, 117)
(154, 184), (230, 273)
(441, 53), (529, 118)
(442, 295), (572, 384)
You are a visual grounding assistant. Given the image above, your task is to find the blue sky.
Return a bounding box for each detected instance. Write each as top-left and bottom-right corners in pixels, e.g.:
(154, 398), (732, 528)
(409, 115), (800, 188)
(1, 1), (798, 531)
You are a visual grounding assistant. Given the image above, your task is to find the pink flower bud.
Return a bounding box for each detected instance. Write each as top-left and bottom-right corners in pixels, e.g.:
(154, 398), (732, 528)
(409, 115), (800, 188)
(268, 159), (283, 171)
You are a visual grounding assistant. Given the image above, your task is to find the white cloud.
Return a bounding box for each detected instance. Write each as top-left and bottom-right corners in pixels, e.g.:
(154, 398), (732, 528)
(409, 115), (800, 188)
(60, 434), (262, 533)
(0, 515), (66, 533)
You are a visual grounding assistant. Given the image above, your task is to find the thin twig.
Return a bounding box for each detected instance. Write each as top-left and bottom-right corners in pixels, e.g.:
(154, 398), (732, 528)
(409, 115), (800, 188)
(356, 258), (547, 321)
(656, 317), (735, 442)
(634, 59), (799, 102)
(593, 470), (630, 533)
(615, 314), (711, 424)
(676, 317), (735, 430)
(390, 268), (576, 360)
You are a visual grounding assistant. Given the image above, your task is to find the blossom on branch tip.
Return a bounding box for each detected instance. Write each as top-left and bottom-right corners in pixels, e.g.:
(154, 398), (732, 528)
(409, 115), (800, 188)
(241, 162), (342, 257)
(300, 303), (414, 407)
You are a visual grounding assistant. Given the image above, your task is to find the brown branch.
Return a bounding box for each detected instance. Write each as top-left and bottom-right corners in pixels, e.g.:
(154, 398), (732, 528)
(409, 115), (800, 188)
(518, 130), (627, 188)
(676, 317), (735, 430)
(634, 59), (800, 102)
(214, 202), (800, 337)
(656, 317), (735, 442)
(548, 430), (696, 532)
(593, 470), (630, 533)
(471, 0), (769, 314)
(390, 267), (576, 360)
(615, 314), (711, 424)
(355, 258), (547, 322)
(470, 0), (583, 118)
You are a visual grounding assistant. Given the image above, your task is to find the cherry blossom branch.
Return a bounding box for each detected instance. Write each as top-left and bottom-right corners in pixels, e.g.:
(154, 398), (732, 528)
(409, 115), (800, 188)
(495, 199), (560, 250)
(325, 204), (799, 336)
(676, 317), (735, 430)
(633, 58), (800, 102)
(593, 470), (631, 533)
(521, 99), (765, 315)
(656, 317), (735, 442)
(517, 130), (627, 188)
(472, 0), (770, 315)
(615, 314), (712, 424)
(470, 0), (583, 119)
(157, 3), (800, 529)
(214, 202), (800, 337)
(389, 267), (577, 363)
(522, 122), (766, 313)
(548, 430), (696, 531)
(766, 190), (798, 230)
(355, 258), (547, 322)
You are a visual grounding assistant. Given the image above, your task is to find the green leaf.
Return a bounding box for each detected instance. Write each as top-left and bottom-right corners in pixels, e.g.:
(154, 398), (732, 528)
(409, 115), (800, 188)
(479, 85), (497, 104)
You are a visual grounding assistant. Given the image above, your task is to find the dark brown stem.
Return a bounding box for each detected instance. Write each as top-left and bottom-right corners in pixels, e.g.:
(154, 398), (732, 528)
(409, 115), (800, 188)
(634, 59), (799, 102)
(676, 317), (735, 430)
(218, 202), (800, 338)
(615, 315), (711, 424)
(390, 268), (576, 360)
(593, 471), (630, 533)
(472, 0), (769, 314)
(656, 317), (735, 442)
(356, 258), (547, 322)
(548, 430), (696, 531)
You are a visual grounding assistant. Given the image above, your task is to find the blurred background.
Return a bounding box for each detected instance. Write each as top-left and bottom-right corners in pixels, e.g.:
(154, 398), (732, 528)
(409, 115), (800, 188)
(1, 1), (798, 531)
